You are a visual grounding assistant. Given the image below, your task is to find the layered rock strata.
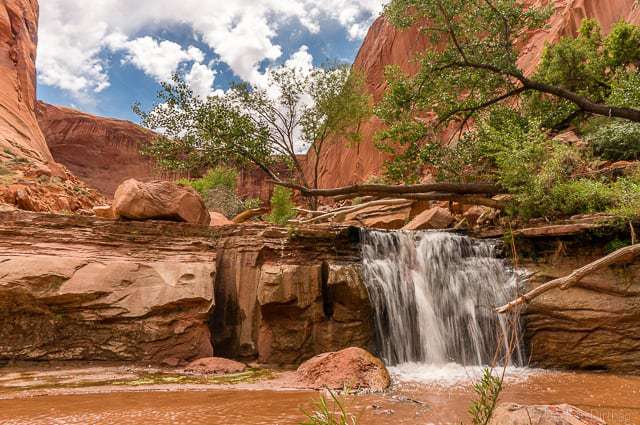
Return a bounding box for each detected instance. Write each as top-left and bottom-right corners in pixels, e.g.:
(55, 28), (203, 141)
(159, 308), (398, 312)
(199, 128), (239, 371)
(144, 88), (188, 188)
(0, 1), (102, 212)
(0, 0), (49, 164)
(211, 225), (373, 365)
(0, 211), (217, 364)
(0, 211), (372, 365)
(36, 102), (160, 197)
(517, 224), (640, 373)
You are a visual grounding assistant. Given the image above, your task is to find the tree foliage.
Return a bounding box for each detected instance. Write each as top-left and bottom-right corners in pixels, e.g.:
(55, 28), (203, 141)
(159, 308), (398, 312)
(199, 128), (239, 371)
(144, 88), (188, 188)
(376, 1), (640, 183)
(136, 65), (370, 191)
(267, 186), (296, 225)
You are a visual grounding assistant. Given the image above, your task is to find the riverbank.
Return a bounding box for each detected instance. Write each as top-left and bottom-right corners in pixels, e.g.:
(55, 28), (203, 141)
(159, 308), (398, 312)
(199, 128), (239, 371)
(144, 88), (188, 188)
(1, 363), (638, 425)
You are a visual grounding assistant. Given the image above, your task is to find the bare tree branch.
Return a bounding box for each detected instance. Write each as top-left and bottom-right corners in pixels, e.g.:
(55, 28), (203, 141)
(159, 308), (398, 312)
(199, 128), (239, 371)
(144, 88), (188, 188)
(496, 244), (640, 314)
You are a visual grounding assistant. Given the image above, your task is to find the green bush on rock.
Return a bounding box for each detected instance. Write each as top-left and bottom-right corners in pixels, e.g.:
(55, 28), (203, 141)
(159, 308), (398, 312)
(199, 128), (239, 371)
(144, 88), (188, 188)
(267, 186), (296, 225)
(178, 166), (261, 218)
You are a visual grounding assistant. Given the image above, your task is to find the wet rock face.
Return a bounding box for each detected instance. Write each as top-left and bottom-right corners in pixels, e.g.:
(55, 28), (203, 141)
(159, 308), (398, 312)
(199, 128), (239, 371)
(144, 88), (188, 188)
(0, 211), (217, 364)
(519, 231), (640, 373)
(211, 226), (373, 365)
(0, 212), (372, 366)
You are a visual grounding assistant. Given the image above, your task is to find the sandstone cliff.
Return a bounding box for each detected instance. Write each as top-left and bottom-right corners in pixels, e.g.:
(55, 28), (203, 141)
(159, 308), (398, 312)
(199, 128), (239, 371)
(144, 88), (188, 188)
(36, 102), (162, 197)
(520, 227), (640, 373)
(0, 211), (371, 365)
(0, 1), (103, 212)
(0, 0), (50, 164)
(310, 0), (640, 189)
(37, 101), (285, 202)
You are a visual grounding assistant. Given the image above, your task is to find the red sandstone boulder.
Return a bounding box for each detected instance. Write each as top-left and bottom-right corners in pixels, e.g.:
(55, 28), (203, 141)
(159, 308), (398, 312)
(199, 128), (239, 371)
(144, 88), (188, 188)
(210, 211), (233, 226)
(403, 207), (454, 230)
(185, 357), (247, 375)
(113, 179), (210, 225)
(295, 347), (391, 391)
(489, 403), (606, 425)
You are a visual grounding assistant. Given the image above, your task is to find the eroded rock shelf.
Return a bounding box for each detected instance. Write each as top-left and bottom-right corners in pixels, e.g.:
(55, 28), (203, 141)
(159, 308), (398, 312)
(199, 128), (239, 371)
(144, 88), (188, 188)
(0, 211), (370, 367)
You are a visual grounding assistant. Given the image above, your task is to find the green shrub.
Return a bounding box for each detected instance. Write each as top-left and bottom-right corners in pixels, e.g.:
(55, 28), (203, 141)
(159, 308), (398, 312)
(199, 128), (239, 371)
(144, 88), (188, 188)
(178, 166), (238, 194)
(587, 120), (640, 161)
(242, 197), (262, 210)
(267, 186), (296, 225)
(605, 238), (631, 253)
(179, 166), (264, 217)
(608, 171), (640, 219)
(547, 179), (616, 216)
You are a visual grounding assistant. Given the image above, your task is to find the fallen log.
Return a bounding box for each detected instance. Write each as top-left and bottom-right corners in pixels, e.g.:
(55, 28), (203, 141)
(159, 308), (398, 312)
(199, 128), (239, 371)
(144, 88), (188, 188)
(272, 181), (503, 197)
(336, 193), (507, 209)
(232, 207), (269, 224)
(496, 244), (640, 314)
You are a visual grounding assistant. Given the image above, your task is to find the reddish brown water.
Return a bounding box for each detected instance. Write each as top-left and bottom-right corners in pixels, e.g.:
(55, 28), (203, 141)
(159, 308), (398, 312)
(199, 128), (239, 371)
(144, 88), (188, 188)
(1, 370), (639, 425)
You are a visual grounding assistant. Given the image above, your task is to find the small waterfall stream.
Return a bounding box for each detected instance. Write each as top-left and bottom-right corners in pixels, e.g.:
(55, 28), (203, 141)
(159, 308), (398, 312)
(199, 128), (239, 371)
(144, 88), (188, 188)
(361, 230), (523, 369)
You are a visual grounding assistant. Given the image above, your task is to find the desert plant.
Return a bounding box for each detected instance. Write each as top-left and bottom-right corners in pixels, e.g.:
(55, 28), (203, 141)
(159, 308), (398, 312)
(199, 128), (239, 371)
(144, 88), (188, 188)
(267, 186), (296, 225)
(137, 65), (370, 194)
(300, 391), (357, 425)
(468, 368), (503, 425)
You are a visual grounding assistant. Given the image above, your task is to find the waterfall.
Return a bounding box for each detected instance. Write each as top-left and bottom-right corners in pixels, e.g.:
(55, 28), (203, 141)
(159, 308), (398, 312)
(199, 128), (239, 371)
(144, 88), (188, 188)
(361, 230), (523, 368)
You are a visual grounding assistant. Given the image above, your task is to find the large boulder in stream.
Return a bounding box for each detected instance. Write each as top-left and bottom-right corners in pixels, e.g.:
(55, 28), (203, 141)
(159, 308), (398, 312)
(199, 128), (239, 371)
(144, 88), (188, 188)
(489, 403), (606, 425)
(113, 179), (210, 225)
(295, 347), (391, 391)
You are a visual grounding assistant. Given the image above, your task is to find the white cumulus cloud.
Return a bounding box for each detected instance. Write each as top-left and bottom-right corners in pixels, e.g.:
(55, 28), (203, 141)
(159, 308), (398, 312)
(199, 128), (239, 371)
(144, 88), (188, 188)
(105, 34), (205, 83)
(37, 0), (385, 101)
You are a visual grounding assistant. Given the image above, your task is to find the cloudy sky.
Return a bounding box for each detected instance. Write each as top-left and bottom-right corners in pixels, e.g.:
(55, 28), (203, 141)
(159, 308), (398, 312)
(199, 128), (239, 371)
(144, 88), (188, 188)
(37, 0), (385, 122)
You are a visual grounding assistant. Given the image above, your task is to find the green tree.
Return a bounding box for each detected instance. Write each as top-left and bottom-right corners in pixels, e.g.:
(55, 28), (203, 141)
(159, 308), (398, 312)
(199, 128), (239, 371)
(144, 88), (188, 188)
(301, 66), (371, 190)
(375, 1), (640, 182)
(136, 65), (370, 198)
(135, 76), (272, 178)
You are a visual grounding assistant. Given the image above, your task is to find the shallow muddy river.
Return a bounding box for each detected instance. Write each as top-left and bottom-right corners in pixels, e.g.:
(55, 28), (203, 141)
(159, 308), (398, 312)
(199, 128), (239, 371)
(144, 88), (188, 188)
(1, 367), (639, 425)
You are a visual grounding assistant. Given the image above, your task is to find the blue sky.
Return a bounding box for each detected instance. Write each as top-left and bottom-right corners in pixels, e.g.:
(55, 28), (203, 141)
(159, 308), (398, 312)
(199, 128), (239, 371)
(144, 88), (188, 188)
(37, 1), (384, 123)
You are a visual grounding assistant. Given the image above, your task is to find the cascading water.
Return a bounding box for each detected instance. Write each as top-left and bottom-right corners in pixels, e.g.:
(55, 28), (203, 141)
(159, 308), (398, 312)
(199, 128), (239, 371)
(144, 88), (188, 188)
(361, 230), (523, 370)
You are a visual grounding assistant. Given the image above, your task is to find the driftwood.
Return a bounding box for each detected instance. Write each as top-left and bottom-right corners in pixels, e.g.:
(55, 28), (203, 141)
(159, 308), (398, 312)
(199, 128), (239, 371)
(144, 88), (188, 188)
(496, 244), (640, 314)
(294, 208), (325, 217)
(232, 207), (269, 224)
(300, 199), (411, 224)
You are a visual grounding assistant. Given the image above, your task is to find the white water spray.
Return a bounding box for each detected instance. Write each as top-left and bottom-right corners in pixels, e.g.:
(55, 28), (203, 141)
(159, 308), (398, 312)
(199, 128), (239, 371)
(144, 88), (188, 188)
(361, 230), (523, 369)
